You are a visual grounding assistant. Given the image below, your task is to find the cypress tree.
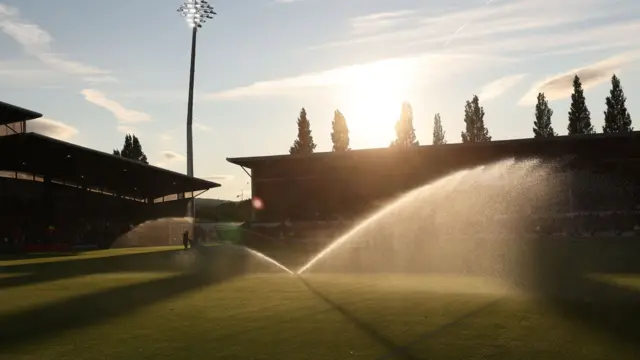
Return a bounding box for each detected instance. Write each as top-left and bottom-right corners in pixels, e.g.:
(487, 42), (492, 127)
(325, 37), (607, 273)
(331, 109), (350, 152)
(390, 102), (419, 148)
(461, 95), (491, 143)
(289, 108), (317, 155)
(432, 113), (447, 145)
(603, 74), (633, 133)
(533, 92), (557, 138)
(567, 75), (594, 135)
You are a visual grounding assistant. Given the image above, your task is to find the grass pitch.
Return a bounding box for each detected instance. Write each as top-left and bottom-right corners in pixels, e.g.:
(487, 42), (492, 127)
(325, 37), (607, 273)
(1, 248), (639, 360)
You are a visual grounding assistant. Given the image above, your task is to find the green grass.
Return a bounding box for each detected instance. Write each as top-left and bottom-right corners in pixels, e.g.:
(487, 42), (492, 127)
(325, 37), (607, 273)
(590, 273), (640, 292)
(1, 248), (639, 360)
(0, 246), (182, 266)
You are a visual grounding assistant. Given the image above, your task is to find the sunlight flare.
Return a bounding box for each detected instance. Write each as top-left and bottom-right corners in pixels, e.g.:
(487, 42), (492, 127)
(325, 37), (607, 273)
(333, 58), (416, 148)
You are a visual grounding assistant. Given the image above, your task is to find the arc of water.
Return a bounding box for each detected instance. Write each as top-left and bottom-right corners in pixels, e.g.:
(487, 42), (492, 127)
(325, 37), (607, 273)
(294, 158), (548, 275)
(242, 246), (294, 275)
(295, 161), (503, 274)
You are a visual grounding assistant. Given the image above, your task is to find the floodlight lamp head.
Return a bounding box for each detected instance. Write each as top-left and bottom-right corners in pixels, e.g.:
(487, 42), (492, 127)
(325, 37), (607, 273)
(177, 0), (217, 28)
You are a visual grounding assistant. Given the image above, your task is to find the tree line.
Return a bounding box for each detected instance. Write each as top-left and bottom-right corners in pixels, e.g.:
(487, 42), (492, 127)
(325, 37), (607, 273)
(289, 74), (634, 154)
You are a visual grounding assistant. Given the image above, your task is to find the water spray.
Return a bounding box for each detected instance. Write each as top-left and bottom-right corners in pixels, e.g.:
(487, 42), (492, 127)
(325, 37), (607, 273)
(243, 246), (294, 275)
(296, 163), (478, 274)
(296, 158), (558, 276)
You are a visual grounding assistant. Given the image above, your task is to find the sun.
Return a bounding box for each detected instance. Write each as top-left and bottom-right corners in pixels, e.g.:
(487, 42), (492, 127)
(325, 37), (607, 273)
(333, 58), (415, 149)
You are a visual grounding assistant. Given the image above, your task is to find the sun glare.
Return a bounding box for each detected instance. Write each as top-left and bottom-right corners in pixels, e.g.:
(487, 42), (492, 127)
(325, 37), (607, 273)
(334, 59), (415, 149)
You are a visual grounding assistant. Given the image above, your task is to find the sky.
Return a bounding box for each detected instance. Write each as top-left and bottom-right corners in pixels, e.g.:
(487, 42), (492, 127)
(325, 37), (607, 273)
(1, 0), (639, 200)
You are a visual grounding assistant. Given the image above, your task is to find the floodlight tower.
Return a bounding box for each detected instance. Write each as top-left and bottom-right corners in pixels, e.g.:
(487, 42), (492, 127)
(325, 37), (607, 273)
(177, 0), (216, 223)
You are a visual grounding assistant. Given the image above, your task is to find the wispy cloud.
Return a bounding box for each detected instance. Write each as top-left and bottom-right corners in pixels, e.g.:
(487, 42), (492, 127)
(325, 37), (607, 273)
(82, 89), (150, 122)
(84, 76), (118, 84)
(447, 20), (640, 58)
(310, 0), (640, 58)
(0, 61), (54, 78)
(203, 174), (235, 181)
(160, 150), (185, 162)
(0, 60), (63, 87)
(154, 150), (185, 169)
(207, 53), (503, 100)
(478, 74), (527, 101)
(0, 4), (113, 82)
(444, 23), (467, 47)
(81, 89), (151, 133)
(28, 118), (78, 140)
(194, 123), (212, 132)
(518, 52), (640, 105)
(350, 10), (417, 35)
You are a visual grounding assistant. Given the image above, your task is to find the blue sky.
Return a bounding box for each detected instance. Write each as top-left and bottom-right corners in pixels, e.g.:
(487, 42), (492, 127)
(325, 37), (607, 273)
(1, 0), (639, 200)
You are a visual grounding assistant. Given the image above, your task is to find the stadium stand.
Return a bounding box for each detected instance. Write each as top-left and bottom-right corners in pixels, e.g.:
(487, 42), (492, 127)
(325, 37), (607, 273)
(228, 131), (640, 250)
(0, 101), (220, 253)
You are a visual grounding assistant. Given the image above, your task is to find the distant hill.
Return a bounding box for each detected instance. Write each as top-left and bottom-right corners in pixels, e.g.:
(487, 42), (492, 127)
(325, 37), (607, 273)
(195, 198), (228, 209)
(194, 198), (251, 222)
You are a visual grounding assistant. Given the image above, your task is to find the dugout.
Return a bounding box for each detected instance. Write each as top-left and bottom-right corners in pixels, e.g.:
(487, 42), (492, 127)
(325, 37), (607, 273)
(0, 101), (220, 252)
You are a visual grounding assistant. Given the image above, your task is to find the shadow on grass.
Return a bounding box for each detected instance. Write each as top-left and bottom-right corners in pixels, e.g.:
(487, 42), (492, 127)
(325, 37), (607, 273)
(293, 235), (640, 356)
(0, 252), (80, 261)
(0, 248), (256, 351)
(198, 281), (384, 346)
(0, 249), (185, 289)
(515, 236), (640, 348)
(297, 275), (421, 360)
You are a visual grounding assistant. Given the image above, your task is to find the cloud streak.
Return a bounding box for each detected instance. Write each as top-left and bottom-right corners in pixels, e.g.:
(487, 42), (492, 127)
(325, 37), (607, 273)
(478, 74), (527, 101)
(28, 118), (78, 140)
(154, 150), (186, 169)
(350, 10), (417, 35)
(207, 53), (504, 100)
(161, 150), (185, 162)
(203, 175), (235, 181)
(194, 123), (212, 132)
(310, 0), (640, 58)
(518, 52), (640, 105)
(81, 89), (151, 133)
(82, 89), (151, 123)
(0, 60), (56, 82)
(212, 0), (639, 102)
(0, 4), (112, 82)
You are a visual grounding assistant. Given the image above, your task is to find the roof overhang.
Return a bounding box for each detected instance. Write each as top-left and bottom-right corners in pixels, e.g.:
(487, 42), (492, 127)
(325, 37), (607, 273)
(0, 101), (42, 125)
(0, 133), (220, 199)
(227, 132), (640, 170)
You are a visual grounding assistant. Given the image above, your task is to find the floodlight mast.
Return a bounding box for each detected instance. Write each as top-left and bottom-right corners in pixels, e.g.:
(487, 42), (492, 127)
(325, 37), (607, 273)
(177, 0), (216, 228)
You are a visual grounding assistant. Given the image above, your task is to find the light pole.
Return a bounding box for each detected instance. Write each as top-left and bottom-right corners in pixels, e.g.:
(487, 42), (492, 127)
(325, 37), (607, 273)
(177, 0), (216, 228)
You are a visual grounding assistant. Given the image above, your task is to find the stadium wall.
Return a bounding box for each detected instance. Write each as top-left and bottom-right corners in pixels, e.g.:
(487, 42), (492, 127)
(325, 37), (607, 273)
(0, 177), (192, 252)
(238, 134), (640, 248)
